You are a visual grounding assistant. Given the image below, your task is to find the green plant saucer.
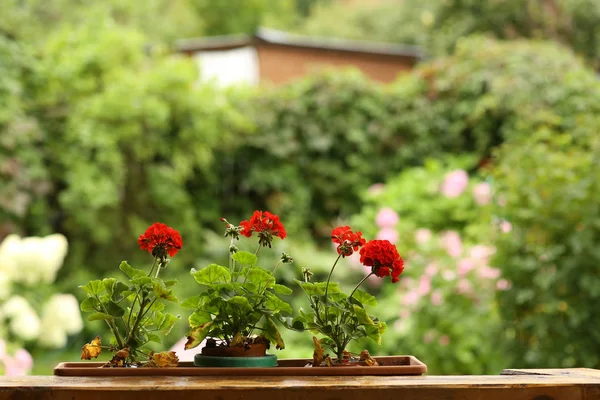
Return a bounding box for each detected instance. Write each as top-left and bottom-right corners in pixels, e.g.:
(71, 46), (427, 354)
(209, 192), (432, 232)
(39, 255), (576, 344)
(194, 353), (278, 368)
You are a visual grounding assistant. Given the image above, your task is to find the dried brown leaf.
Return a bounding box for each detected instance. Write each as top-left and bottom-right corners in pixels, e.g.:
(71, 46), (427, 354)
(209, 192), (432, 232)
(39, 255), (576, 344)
(81, 336), (102, 360)
(152, 351), (179, 368)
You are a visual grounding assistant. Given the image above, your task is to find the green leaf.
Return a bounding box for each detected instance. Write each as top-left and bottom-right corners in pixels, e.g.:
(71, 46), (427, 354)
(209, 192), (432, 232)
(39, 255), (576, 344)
(231, 251), (258, 266)
(192, 264), (231, 285)
(103, 278), (117, 295)
(152, 280), (178, 302)
(264, 316), (285, 350)
(80, 297), (100, 312)
(147, 333), (162, 344)
(245, 267), (275, 289)
(351, 289), (377, 307)
(119, 261), (147, 279)
(353, 304), (374, 325)
(111, 281), (129, 302)
(149, 301), (165, 312)
(159, 313), (179, 335)
(87, 312), (113, 321)
(188, 310), (213, 327)
(181, 295), (203, 309)
(164, 279), (178, 287)
(290, 315), (306, 331)
(185, 321), (213, 350)
(105, 300), (125, 317)
(264, 293), (293, 315)
(130, 276), (152, 285)
(296, 280), (340, 296)
(80, 280), (105, 296)
(228, 296), (253, 313)
(273, 284), (293, 295)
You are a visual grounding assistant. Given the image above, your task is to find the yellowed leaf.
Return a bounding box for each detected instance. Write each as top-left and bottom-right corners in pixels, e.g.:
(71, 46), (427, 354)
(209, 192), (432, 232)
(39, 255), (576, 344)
(312, 336), (324, 367)
(230, 332), (244, 347)
(104, 348), (130, 368)
(152, 351), (179, 368)
(184, 321), (213, 350)
(81, 336), (102, 360)
(359, 350), (378, 366)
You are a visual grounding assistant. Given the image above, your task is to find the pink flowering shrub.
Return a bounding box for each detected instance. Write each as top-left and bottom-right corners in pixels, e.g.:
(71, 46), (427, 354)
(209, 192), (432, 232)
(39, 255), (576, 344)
(351, 158), (513, 374)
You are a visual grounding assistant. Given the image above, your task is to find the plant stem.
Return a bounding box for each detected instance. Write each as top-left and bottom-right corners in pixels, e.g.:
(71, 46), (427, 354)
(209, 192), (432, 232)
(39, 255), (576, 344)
(349, 272), (375, 299)
(147, 257), (159, 278)
(255, 243), (261, 255)
(272, 260), (282, 275)
(324, 254), (342, 300)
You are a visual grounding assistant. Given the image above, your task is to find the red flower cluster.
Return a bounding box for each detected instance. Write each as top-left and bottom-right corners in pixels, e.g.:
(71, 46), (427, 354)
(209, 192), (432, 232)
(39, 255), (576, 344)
(138, 223), (183, 258)
(331, 226), (366, 257)
(240, 210), (286, 248)
(359, 240), (404, 283)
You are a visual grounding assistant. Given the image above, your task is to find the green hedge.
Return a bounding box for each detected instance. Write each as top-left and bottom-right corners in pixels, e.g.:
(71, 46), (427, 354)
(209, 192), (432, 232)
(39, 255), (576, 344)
(493, 130), (600, 369)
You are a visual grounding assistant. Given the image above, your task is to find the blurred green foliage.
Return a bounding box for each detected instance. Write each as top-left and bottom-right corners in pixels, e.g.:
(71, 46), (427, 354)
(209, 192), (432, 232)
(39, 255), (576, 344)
(2, 0), (600, 374)
(493, 130), (600, 369)
(295, 0), (600, 67)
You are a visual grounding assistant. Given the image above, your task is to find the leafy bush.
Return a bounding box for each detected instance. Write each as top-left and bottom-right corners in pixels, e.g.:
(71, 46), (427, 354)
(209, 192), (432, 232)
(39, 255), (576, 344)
(23, 24), (250, 280)
(350, 159), (509, 374)
(493, 130), (600, 369)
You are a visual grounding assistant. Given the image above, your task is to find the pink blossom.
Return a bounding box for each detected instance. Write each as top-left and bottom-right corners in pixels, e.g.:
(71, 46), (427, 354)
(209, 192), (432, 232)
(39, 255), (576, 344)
(403, 290), (421, 306)
(425, 263), (438, 277)
(473, 182), (492, 206)
(399, 309), (411, 319)
(376, 207), (399, 228)
(440, 231), (463, 258)
(442, 270), (456, 281)
(376, 227), (399, 244)
(457, 258), (476, 276)
(431, 290), (444, 306)
(439, 335), (450, 346)
(478, 266), (501, 280)
(440, 170), (469, 198)
(0, 340), (5, 360)
(417, 276), (431, 296)
(415, 228), (432, 245)
(470, 245), (496, 261)
(3, 348), (33, 376)
(496, 279), (511, 291)
(368, 183), (385, 195)
(500, 220), (512, 233)
(457, 279), (473, 295)
(423, 331), (435, 344)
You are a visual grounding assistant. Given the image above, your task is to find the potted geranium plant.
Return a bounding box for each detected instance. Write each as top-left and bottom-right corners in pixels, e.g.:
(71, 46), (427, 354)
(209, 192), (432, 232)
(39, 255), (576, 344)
(79, 222), (182, 368)
(294, 226), (405, 366)
(183, 211), (294, 368)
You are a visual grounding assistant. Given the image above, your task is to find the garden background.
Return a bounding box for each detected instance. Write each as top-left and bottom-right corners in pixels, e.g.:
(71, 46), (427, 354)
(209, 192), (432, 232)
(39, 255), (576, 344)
(1, 0), (600, 375)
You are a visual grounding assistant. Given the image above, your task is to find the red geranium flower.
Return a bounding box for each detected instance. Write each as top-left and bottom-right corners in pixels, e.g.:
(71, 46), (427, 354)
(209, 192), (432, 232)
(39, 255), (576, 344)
(331, 226), (366, 257)
(240, 210), (286, 248)
(138, 223), (183, 258)
(359, 240), (404, 283)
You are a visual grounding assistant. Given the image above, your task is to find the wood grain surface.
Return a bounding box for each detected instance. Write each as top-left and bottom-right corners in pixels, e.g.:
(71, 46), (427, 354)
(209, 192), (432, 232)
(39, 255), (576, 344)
(0, 368), (599, 400)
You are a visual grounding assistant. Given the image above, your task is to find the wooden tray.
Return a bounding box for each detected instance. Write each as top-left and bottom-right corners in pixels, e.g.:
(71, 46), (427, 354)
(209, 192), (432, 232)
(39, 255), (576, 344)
(54, 356), (427, 376)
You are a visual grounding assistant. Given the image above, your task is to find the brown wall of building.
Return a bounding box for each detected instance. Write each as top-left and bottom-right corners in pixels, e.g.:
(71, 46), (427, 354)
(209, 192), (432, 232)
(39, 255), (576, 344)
(256, 43), (417, 85)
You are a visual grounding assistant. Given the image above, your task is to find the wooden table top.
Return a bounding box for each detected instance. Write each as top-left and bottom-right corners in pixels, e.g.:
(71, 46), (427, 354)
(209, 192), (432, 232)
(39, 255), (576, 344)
(0, 368), (598, 400)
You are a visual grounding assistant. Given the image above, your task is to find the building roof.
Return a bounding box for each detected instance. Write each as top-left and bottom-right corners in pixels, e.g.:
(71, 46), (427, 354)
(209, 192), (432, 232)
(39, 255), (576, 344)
(175, 27), (425, 59)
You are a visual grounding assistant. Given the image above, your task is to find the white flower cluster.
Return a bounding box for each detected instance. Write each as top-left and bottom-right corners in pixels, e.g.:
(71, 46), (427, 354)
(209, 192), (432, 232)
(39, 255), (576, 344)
(0, 234), (83, 349)
(0, 234), (69, 286)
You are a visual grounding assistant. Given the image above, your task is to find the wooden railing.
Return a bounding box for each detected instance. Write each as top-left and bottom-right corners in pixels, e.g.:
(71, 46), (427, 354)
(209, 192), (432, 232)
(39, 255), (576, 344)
(0, 368), (599, 400)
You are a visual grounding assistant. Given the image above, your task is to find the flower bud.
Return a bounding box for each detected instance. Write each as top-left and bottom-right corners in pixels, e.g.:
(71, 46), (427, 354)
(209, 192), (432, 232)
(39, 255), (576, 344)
(280, 252), (293, 264)
(229, 245), (239, 254)
(302, 267), (313, 282)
